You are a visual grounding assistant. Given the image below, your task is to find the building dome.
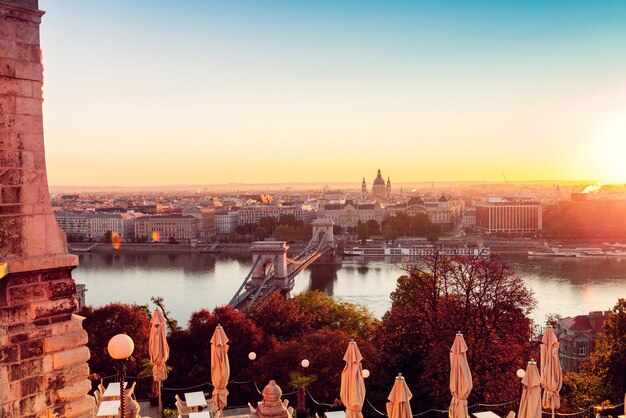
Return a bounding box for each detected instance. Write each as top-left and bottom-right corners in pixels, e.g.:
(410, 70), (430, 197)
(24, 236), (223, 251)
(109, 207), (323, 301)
(373, 169), (385, 186)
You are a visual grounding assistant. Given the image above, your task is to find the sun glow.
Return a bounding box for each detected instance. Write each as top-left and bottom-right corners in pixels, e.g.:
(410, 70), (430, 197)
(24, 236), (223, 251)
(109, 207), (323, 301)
(594, 109), (626, 183)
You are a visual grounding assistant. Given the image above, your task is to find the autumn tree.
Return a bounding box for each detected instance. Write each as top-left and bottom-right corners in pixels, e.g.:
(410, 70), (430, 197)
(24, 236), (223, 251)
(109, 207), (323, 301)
(376, 253), (536, 410)
(78, 303), (151, 378)
(585, 298), (626, 400)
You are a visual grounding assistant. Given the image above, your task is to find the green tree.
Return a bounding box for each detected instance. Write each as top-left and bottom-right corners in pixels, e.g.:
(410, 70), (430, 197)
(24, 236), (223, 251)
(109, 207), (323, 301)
(366, 219), (380, 235)
(356, 221), (369, 245)
(289, 372), (318, 416)
(104, 230), (113, 243)
(254, 226), (269, 241)
(382, 223), (398, 243)
(274, 225), (296, 241)
(258, 216), (277, 234)
(295, 290), (376, 338)
(278, 214), (301, 228)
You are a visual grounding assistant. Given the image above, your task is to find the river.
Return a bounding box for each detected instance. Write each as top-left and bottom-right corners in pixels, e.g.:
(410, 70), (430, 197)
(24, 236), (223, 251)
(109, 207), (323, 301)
(72, 252), (626, 325)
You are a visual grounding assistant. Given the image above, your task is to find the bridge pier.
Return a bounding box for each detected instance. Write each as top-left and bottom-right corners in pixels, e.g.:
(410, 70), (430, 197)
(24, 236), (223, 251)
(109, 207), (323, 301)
(310, 218), (335, 253)
(250, 241), (289, 290)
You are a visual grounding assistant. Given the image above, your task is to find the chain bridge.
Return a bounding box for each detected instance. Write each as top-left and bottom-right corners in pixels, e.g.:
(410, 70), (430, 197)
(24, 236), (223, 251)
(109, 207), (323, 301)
(228, 219), (335, 309)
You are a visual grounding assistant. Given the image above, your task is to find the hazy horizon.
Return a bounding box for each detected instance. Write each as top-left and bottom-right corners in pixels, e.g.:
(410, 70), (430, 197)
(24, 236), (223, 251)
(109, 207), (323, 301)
(40, 1), (626, 186)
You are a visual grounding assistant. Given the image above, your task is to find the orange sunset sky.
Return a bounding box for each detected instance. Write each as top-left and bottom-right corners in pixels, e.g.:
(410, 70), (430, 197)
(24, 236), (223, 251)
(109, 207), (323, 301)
(39, 1), (626, 186)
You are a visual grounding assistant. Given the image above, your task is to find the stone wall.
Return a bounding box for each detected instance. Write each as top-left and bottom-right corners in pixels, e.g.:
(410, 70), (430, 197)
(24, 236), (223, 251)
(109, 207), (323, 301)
(1, 0), (94, 416)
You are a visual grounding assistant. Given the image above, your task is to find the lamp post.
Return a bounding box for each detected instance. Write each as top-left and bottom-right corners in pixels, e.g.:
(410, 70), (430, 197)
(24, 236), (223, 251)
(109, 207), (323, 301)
(108, 334), (135, 418)
(362, 369), (370, 379)
(248, 352), (257, 403)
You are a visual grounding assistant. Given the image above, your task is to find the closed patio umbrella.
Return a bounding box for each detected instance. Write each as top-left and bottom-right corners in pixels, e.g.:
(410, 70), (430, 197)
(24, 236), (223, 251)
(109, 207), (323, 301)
(540, 326), (562, 418)
(518, 361), (541, 418)
(211, 325), (230, 411)
(386, 374), (413, 418)
(449, 333), (473, 418)
(149, 309), (169, 413)
(340, 340), (366, 418)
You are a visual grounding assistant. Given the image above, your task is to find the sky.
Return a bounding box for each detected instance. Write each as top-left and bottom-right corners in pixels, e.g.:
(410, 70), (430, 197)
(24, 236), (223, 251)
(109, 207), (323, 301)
(39, 0), (626, 187)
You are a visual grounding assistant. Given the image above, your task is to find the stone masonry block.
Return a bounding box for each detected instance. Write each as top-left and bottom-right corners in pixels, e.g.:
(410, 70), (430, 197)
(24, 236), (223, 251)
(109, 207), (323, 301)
(45, 363), (89, 392)
(0, 381), (20, 406)
(20, 375), (44, 398)
(15, 96), (41, 115)
(19, 392), (47, 417)
(0, 94), (16, 113)
(0, 304), (30, 325)
(57, 395), (95, 418)
(8, 281), (49, 304)
(44, 331), (86, 354)
(0, 75), (32, 96)
(48, 279), (75, 300)
(9, 358), (42, 381)
(52, 346), (89, 371)
(31, 297), (77, 320)
(19, 338), (44, 360)
(54, 379), (91, 404)
(49, 314), (85, 337)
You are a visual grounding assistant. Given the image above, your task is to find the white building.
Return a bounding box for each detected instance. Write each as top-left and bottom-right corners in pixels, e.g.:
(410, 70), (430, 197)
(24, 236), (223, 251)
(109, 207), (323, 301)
(55, 212), (140, 240)
(317, 200), (388, 228)
(238, 205), (316, 225)
(215, 211), (240, 234)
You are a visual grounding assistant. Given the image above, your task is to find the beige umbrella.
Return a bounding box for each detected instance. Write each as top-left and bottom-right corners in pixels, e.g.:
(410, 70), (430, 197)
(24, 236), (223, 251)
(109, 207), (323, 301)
(341, 340), (366, 418)
(449, 333), (473, 418)
(540, 326), (562, 418)
(386, 374), (413, 418)
(518, 361), (542, 418)
(149, 309), (169, 413)
(211, 325), (230, 411)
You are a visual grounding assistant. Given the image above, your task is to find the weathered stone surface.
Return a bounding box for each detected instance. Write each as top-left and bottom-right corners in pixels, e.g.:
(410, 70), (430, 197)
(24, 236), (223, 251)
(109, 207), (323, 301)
(19, 338), (44, 359)
(31, 297), (77, 320)
(44, 330), (87, 353)
(10, 358), (42, 381)
(51, 346), (90, 371)
(20, 375), (44, 397)
(1, 2), (93, 417)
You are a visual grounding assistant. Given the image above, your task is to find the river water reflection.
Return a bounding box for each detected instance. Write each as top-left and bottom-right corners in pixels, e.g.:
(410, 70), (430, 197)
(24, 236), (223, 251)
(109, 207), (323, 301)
(73, 252), (626, 325)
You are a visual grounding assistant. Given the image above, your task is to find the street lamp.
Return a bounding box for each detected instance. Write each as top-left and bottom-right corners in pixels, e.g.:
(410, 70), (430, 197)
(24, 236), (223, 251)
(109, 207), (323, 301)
(362, 369), (370, 379)
(108, 334), (135, 418)
(301, 359), (309, 369)
(248, 352), (257, 402)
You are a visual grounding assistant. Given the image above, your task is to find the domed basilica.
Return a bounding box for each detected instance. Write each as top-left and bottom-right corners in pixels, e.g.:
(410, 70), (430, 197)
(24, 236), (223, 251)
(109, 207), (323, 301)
(362, 169), (391, 200)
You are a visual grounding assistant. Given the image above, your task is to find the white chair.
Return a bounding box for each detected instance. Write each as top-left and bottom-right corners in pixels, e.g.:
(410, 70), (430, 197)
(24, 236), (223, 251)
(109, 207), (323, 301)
(93, 390), (101, 406)
(505, 412), (516, 418)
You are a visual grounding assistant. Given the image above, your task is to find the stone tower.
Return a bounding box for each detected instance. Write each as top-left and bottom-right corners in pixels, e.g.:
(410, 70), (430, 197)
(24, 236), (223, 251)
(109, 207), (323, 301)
(1, 1), (94, 417)
(361, 177), (367, 200)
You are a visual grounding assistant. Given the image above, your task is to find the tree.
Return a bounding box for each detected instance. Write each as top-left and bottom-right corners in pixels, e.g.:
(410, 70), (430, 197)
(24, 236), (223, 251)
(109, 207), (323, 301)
(168, 236), (179, 244)
(333, 225), (344, 235)
(254, 226), (269, 241)
(294, 291), (376, 338)
(104, 230), (113, 243)
(586, 298), (626, 399)
(356, 221), (369, 245)
(366, 219), (380, 236)
(289, 372), (318, 416)
(382, 223), (398, 243)
(274, 225), (296, 241)
(258, 217), (277, 234)
(376, 254), (536, 410)
(278, 214), (301, 228)
(247, 292), (315, 342)
(78, 303), (151, 378)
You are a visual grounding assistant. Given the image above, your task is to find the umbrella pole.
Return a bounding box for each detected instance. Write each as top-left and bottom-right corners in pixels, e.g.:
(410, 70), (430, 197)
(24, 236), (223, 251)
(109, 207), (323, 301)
(552, 406), (555, 418)
(158, 381), (162, 416)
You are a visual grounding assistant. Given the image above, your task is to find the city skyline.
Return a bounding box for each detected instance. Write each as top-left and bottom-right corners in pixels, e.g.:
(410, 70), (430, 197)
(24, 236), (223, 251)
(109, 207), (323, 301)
(39, 0), (626, 186)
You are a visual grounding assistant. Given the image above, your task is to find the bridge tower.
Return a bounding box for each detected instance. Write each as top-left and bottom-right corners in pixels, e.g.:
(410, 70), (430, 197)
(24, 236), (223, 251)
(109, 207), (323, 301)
(250, 241), (289, 290)
(310, 218), (335, 248)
